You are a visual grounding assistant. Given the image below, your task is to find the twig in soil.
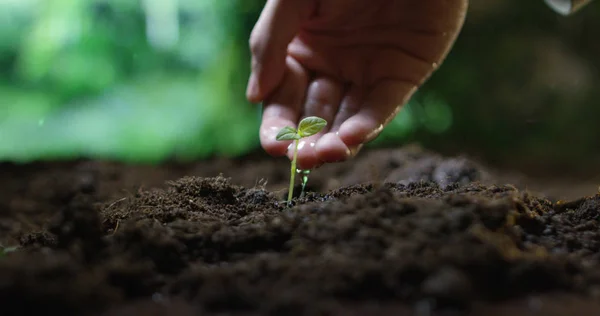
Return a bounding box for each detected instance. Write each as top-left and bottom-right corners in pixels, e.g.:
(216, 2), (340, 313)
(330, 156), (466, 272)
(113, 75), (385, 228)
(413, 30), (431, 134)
(275, 116), (327, 205)
(106, 197), (127, 209)
(113, 220), (120, 235)
(253, 178), (268, 190)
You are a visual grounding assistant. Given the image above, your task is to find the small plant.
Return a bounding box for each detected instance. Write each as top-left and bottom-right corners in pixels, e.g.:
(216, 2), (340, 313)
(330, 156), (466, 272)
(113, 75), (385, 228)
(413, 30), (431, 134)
(276, 116), (327, 204)
(299, 169), (311, 198)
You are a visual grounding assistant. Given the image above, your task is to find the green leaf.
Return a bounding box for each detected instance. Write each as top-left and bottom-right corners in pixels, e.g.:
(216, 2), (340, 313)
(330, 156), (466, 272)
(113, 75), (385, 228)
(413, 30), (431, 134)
(298, 116), (327, 137)
(275, 126), (299, 141)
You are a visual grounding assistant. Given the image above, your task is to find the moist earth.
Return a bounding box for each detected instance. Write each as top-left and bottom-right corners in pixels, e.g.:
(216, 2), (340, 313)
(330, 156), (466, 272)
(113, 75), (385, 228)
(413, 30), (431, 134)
(1, 146), (600, 315)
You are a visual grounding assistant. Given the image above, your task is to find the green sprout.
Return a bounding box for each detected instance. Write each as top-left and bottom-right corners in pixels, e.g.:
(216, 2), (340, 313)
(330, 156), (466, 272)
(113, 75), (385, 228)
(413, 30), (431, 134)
(300, 169), (311, 198)
(276, 116), (327, 204)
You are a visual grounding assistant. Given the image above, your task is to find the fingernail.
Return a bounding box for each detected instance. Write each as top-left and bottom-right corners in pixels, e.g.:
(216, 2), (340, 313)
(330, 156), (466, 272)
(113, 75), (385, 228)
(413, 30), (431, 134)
(344, 147), (351, 157)
(364, 124), (384, 142)
(349, 144), (363, 157)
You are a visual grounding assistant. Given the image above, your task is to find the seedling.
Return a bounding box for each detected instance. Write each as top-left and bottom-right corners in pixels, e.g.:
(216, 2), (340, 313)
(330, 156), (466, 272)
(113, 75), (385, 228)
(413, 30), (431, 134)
(276, 116), (327, 204)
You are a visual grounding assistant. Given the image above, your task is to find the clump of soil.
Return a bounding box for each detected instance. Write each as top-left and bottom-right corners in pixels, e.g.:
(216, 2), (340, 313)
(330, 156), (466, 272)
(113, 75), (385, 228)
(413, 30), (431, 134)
(1, 146), (600, 315)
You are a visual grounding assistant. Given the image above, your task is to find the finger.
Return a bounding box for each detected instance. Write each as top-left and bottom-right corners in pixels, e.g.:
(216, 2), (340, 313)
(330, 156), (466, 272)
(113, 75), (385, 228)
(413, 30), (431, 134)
(313, 86), (363, 164)
(287, 76), (344, 170)
(314, 132), (353, 164)
(327, 86), (364, 133)
(259, 56), (309, 157)
(246, 0), (315, 103)
(338, 80), (417, 147)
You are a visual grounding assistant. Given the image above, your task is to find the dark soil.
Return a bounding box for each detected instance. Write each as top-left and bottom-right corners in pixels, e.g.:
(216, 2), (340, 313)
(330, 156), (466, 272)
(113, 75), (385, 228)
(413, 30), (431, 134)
(1, 145), (600, 315)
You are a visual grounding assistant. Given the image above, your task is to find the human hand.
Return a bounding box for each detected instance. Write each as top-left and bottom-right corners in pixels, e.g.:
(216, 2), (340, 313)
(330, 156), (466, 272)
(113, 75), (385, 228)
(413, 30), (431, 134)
(246, 0), (468, 170)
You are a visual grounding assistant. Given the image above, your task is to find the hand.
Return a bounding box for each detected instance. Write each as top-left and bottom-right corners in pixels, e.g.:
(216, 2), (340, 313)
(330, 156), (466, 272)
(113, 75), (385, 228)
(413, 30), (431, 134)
(246, 0), (468, 170)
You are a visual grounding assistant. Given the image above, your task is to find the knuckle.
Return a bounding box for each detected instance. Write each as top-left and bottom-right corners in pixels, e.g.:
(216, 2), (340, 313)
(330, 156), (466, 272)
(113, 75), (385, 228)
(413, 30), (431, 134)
(248, 32), (263, 56)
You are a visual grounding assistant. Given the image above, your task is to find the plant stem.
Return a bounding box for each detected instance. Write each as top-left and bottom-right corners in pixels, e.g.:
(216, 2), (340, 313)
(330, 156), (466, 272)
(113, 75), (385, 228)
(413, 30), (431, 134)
(300, 170), (310, 198)
(287, 139), (299, 203)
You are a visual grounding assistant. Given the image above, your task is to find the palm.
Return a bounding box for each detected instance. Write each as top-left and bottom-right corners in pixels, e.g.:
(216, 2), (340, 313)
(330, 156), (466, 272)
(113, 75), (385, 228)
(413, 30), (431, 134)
(292, 0), (460, 88)
(249, 0), (467, 169)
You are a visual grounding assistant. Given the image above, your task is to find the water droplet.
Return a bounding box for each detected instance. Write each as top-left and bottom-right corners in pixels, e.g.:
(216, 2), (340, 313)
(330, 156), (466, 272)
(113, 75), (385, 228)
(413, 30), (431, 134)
(309, 142), (315, 147)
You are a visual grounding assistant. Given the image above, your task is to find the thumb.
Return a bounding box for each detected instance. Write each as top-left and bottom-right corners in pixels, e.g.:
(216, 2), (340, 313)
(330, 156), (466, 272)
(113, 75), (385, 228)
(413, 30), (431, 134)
(246, 0), (314, 103)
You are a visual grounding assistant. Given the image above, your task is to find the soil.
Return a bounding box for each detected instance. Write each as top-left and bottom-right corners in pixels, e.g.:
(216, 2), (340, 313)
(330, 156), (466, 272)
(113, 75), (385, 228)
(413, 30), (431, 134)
(1, 145), (600, 315)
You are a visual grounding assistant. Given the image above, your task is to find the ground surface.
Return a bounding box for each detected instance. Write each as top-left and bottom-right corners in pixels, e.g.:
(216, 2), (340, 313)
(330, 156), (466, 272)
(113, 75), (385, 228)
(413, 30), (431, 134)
(1, 145), (600, 315)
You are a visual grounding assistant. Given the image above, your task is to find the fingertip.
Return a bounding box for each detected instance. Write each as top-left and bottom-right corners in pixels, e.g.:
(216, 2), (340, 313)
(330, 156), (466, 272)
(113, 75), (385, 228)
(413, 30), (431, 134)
(262, 137), (292, 158)
(286, 136), (321, 170)
(315, 132), (351, 163)
(265, 137), (292, 157)
(337, 115), (384, 147)
(260, 120), (295, 157)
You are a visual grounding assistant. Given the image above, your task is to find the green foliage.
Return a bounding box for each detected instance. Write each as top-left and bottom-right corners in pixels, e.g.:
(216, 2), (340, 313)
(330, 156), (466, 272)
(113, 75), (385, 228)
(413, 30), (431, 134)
(276, 116), (327, 141)
(297, 116), (328, 137)
(275, 126), (300, 141)
(0, 0), (263, 162)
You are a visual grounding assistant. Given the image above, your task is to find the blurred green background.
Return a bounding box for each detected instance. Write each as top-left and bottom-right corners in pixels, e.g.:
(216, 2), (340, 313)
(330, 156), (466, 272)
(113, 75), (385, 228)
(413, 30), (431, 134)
(0, 0), (598, 176)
